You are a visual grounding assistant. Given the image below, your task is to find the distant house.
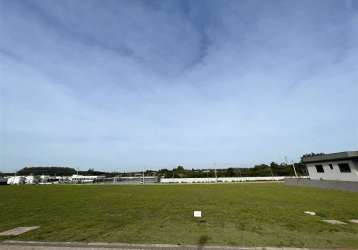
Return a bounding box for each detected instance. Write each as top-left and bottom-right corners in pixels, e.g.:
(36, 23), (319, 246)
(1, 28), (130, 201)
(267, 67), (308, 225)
(0, 177), (8, 185)
(7, 176), (26, 185)
(70, 174), (105, 183)
(302, 151), (358, 182)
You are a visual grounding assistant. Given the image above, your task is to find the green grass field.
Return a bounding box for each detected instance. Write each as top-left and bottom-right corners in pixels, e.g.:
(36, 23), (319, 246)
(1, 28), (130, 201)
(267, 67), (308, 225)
(0, 183), (357, 248)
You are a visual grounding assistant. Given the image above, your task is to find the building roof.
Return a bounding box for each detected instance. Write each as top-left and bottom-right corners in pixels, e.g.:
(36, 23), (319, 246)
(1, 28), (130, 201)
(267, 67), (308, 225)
(302, 151), (358, 163)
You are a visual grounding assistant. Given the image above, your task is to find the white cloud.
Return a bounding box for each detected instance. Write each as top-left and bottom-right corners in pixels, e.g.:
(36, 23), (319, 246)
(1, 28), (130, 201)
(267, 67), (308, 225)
(0, 0), (357, 171)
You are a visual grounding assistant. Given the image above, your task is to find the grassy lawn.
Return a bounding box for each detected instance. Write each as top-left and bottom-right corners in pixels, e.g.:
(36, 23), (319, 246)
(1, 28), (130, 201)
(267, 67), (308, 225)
(0, 183), (357, 248)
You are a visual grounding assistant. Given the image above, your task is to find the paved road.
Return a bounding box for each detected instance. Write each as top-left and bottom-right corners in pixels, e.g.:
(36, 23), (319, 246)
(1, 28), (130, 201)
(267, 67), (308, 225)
(0, 246), (148, 250)
(0, 241), (323, 250)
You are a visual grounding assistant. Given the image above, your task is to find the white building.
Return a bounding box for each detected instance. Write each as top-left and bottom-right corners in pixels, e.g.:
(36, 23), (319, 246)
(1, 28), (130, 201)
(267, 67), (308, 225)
(0, 177), (8, 185)
(71, 175), (105, 183)
(302, 151), (358, 182)
(7, 176), (26, 184)
(25, 176), (38, 184)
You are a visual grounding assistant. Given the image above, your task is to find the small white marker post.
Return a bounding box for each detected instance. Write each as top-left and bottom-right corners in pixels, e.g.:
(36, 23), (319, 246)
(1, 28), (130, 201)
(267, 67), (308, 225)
(193, 210), (202, 218)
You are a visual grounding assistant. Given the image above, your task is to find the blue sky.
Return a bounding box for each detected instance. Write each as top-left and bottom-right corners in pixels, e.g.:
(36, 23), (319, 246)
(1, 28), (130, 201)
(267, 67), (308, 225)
(0, 0), (357, 172)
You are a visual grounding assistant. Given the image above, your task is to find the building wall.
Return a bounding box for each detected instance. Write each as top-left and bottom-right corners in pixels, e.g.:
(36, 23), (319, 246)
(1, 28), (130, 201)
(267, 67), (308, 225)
(307, 160), (358, 182)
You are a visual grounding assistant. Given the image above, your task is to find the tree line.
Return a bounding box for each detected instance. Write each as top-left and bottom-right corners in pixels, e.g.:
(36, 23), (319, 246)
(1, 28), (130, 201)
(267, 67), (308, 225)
(3, 159), (311, 178)
(156, 162), (307, 178)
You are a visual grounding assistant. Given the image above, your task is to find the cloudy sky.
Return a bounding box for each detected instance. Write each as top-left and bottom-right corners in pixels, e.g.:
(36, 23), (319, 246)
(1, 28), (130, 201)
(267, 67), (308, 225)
(1, 0), (357, 172)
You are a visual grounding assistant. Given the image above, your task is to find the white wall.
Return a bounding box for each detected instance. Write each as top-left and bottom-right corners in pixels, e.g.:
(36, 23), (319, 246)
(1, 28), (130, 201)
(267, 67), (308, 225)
(307, 160), (358, 182)
(160, 176), (293, 184)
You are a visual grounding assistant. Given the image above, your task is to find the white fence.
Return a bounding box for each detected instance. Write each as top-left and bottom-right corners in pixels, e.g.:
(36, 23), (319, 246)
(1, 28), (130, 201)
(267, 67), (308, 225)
(160, 176), (305, 184)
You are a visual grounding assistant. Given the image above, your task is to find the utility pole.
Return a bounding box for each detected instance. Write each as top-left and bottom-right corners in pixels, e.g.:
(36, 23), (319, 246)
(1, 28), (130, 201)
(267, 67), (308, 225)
(285, 157), (298, 178)
(142, 168), (145, 184)
(214, 162), (217, 183)
(291, 160), (298, 178)
(269, 165), (274, 177)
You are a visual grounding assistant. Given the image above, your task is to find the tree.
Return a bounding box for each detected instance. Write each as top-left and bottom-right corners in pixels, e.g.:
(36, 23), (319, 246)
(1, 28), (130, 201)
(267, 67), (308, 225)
(226, 168), (235, 177)
(176, 165), (184, 171)
(301, 152), (325, 162)
(17, 166), (76, 176)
